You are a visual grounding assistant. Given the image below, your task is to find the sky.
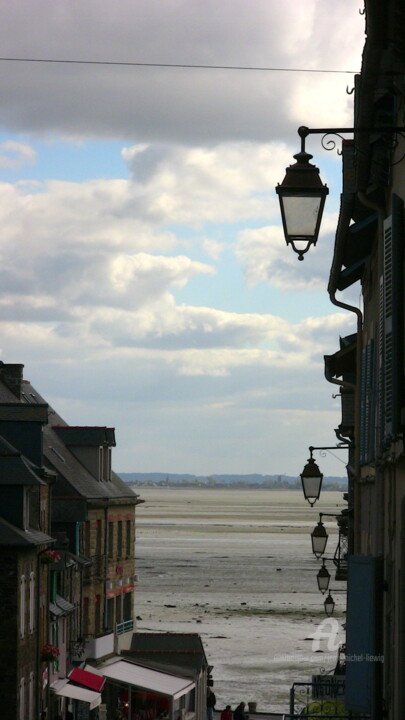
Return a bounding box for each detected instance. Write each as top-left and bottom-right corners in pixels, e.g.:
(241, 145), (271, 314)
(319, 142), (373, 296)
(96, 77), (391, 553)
(0, 0), (365, 477)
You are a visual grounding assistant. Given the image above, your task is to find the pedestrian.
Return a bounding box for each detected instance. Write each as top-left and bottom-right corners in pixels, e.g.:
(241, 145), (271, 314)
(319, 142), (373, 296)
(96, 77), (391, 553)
(207, 688), (217, 720)
(221, 705), (233, 720)
(233, 702), (247, 720)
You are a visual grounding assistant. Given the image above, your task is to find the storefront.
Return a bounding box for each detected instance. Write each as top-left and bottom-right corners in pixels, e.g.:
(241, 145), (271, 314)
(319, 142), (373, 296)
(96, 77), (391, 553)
(96, 660), (195, 720)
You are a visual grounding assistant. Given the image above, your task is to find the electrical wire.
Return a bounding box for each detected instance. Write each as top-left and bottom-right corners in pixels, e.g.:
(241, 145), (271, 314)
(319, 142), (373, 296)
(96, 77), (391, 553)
(0, 56), (359, 74)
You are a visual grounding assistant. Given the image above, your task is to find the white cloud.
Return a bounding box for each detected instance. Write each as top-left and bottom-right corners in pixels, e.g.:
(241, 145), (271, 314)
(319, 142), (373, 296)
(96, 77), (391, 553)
(0, 140), (36, 169)
(201, 238), (224, 261)
(123, 141), (288, 225)
(235, 204), (342, 291)
(0, 0), (363, 144)
(0, 0), (364, 475)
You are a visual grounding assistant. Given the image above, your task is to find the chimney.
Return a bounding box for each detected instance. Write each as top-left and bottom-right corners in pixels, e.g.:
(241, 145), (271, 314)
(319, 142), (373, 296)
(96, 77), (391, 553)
(0, 362), (24, 399)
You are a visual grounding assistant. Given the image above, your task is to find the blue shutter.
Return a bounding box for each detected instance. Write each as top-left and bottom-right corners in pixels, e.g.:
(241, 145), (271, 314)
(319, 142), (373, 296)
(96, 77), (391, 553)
(345, 555), (383, 716)
(382, 195), (404, 442)
(383, 214), (394, 438)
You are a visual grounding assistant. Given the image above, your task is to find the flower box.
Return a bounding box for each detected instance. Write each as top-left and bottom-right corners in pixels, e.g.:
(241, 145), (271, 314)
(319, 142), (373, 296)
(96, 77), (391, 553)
(40, 550), (61, 564)
(40, 643), (60, 662)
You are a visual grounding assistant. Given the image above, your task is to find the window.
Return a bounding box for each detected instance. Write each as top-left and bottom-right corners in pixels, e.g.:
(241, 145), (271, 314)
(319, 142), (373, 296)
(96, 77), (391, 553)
(29, 572), (35, 633)
(20, 575), (26, 638)
(123, 591), (133, 622)
(108, 522), (114, 558)
(117, 521), (123, 558)
(126, 520), (132, 558)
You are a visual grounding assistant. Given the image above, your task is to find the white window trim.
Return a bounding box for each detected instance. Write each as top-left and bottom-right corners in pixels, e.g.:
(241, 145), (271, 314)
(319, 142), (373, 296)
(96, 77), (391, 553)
(29, 572), (35, 633)
(19, 678), (25, 720)
(28, 672), (34, 720)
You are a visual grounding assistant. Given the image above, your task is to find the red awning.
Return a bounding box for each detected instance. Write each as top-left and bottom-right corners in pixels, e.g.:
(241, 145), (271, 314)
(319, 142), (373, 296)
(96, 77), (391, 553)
(69, 667), (106, 693)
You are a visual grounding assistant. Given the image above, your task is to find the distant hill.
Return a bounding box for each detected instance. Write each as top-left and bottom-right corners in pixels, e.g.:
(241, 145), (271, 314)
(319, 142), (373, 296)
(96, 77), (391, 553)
(118, 472), (347, 490)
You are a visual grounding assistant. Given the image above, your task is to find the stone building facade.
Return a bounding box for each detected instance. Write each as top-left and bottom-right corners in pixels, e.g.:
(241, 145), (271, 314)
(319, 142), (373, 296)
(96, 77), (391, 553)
(0, 361), (143, 719)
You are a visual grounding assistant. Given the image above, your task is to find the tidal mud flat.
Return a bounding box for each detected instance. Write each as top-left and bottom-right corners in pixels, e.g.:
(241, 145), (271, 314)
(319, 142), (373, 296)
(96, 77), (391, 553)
(134, 488), (346, 714)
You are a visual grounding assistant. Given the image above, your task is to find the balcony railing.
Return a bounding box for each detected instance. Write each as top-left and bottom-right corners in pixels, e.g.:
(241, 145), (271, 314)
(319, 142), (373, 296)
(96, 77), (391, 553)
(85, 632), (114, 660)
(116, 619), (134, 636)
(83, 554), (107, 582)
(290, 681), (347, 719)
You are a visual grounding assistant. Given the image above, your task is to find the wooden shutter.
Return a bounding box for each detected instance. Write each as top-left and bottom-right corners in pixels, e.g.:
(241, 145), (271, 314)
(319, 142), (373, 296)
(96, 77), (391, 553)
(382, 195), (404, 442)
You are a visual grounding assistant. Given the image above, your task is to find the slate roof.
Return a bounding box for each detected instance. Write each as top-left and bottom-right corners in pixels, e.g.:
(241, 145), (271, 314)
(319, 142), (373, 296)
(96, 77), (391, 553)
(0, 434), (46, 486)
(124, 633), (208, 678)
(0, 374), (141, 506)
(0, 515), (53, 547)
(24, 380), (139, 504)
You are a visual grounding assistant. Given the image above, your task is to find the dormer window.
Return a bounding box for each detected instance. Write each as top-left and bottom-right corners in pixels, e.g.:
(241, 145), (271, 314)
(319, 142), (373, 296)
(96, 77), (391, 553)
(52, 425), (116, 482)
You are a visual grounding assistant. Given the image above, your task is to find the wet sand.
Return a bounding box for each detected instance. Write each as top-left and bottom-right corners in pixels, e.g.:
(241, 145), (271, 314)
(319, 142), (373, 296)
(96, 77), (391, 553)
(134, 488), (346, 714)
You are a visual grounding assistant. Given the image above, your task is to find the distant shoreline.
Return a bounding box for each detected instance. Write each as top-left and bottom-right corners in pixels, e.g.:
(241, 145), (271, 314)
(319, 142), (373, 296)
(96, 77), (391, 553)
(119, 472), (347, 491)
(121, 479), (347, 491)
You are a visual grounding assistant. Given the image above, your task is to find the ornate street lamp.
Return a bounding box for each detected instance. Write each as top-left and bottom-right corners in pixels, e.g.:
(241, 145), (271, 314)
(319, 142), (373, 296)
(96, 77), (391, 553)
(276, 131), (328, 261)
(311, 519), (328, 558)
(300, 452), (323, 507)
(299, 444), (350, 506)
(324, 591), (336, 616)
(276, 124), (405, 260)
(317, 559), (331, 594)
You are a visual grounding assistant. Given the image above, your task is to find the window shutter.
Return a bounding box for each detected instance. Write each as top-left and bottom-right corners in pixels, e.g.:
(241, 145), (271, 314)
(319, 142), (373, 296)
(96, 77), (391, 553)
(382, 195), (404, 442)
(383, 214), (394, 437)
(360, 340), (375, 464)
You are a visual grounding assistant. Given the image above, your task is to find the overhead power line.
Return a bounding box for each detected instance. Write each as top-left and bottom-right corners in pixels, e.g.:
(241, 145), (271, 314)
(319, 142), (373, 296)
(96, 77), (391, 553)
(0, 56), (359, 74)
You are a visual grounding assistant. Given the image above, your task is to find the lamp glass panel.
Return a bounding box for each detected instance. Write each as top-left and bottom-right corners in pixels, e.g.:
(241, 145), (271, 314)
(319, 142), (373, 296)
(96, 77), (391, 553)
(317, 568), (330, 594)
(281, 195), (321, 237)
(324, 594), (335, 615)
(311, 532), (328, 557)
(302, 475), (322, 501)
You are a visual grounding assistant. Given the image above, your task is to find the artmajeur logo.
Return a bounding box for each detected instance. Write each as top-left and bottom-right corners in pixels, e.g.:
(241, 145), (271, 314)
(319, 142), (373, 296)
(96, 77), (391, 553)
(309, 618), (341, 652)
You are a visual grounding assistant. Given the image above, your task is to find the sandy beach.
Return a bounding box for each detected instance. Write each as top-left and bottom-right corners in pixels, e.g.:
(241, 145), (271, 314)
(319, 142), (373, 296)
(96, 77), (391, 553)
(133, 488), (346, 714)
